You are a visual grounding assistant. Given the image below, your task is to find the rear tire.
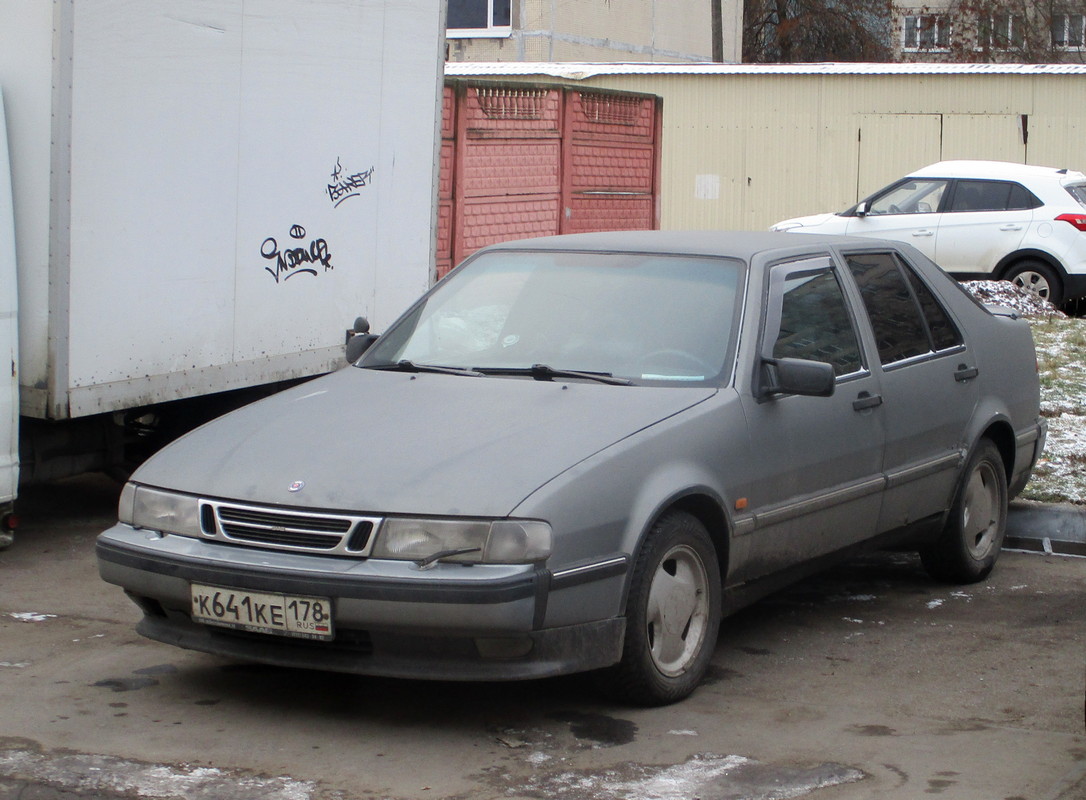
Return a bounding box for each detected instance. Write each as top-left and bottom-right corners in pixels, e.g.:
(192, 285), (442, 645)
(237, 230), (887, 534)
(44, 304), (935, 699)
(601, 510), (721, 706)
(920, 439), (1007, 584)
(1004, 260), (1063, 306)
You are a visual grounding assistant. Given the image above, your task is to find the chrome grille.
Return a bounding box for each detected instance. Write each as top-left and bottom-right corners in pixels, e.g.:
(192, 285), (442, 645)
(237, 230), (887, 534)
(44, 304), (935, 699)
(200, 500), (380, 556)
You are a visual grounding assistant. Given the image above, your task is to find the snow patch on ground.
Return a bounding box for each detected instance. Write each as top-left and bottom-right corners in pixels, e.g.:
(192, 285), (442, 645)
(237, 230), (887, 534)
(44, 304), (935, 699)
(516, 753), (865, 800)
(0, 750), (316, 800)
(6, 612), (56, 622)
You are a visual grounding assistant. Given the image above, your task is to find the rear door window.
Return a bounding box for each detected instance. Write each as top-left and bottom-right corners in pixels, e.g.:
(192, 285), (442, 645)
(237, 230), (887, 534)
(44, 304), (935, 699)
(844, 251), (962, 366)
(948, 180), (1040, 212)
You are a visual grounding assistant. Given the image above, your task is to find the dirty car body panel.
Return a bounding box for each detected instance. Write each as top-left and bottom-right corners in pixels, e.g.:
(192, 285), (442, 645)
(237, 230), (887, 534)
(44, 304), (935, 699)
(97, 231), (1045, 704)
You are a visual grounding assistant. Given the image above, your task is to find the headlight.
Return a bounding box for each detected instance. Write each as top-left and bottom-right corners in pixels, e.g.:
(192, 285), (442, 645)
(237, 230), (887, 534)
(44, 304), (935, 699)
(373, 517), (551, 565)
(121, 484), (202, 537)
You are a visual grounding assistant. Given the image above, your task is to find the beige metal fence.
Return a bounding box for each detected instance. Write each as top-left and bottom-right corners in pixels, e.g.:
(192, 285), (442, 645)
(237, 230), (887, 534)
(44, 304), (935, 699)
(446, 63), (1086, 231)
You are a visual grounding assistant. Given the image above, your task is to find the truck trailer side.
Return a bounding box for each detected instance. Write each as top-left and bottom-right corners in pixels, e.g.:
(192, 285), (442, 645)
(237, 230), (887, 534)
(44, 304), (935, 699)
(0, 0), (447, 540)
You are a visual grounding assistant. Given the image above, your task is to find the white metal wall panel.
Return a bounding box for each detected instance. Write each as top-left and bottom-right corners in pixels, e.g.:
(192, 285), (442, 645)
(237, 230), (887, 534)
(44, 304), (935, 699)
(67, 0), (243, 392)
(1028, 116), (1086, 170)
(0, 89), (19, 502)
(0, 0), (54, 407)
(941, 115), (1026, 163)
(856, 114), (943, 199)
(53, 0), (442, 416)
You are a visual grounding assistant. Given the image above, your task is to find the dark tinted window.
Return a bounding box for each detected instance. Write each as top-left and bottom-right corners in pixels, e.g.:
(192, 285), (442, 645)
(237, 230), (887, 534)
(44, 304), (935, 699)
(948, 180), (1040, 211)
(448, 0), (511, 28)
(845, 252), (931, 364)
(772, 266), (863, 376)
(904, 267), (963, 351)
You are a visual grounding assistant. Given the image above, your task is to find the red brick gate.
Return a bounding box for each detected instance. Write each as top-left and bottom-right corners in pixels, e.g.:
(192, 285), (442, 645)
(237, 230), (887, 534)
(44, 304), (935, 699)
(438, 82), (661, 278)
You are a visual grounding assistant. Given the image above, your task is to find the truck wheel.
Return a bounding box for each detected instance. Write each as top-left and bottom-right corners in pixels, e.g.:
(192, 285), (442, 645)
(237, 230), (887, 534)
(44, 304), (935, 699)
(1005, 260), (1063, 305)
(604, 510), (721, 706)
(921, 440), (1007, 584)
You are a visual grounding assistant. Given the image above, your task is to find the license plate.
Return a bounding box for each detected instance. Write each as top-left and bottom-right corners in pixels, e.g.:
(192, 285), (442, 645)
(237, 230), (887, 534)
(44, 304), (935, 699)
(190, 584), (334, 640)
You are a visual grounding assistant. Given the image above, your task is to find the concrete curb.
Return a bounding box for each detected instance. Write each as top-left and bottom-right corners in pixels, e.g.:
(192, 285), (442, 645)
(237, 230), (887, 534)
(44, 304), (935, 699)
(1005, 500), (1086, 557)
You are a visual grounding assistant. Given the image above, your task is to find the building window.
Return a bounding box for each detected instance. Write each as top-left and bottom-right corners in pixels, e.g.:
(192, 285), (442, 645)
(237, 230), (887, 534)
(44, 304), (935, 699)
(447, 0), (512, 38)
(978, 13), (1024, 49)
(1052, 13), (1086, 48)
(903, 13), (950, 50)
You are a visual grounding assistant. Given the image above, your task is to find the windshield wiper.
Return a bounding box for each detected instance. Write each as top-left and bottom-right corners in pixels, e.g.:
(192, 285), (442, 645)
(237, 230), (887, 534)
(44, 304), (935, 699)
(369, 360), (483, 377)
(478, 364), (632, 386)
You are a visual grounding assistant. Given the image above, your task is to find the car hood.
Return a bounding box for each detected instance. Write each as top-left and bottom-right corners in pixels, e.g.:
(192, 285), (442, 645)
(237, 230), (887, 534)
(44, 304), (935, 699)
(771, 212), (840, 231)
(132, 367), (716, 517)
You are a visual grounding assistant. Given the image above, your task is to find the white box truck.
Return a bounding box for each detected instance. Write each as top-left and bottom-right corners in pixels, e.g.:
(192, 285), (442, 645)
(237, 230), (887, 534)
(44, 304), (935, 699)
(0, 0), (447, 545)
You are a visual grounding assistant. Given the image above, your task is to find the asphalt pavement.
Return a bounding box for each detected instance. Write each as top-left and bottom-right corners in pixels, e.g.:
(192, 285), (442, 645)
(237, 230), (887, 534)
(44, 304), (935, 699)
(0, 476), (1082, 800)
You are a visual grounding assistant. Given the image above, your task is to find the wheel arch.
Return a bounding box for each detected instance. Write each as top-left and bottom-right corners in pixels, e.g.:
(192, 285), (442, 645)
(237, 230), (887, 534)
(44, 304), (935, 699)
(974, 419), (1016, 487)
(994, 249), (1068, 281)
(666, 492), (731, 581)
(622, 489), (731, 608)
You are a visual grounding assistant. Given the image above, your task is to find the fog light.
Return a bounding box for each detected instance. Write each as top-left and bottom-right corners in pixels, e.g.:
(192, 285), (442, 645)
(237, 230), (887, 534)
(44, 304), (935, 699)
(474, 637), (534, 659)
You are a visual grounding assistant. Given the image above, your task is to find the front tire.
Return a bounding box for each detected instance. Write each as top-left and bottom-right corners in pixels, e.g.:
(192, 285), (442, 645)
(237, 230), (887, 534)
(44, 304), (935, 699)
(603, 510), (721, 706)
(921, 439), (1008, 584)
(1004, 260), (1063, 306)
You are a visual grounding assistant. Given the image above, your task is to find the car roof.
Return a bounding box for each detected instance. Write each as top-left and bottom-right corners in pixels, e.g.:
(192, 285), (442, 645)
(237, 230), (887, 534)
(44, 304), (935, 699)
(909, 159), (1086, 183)
(475, 230), (874, 261)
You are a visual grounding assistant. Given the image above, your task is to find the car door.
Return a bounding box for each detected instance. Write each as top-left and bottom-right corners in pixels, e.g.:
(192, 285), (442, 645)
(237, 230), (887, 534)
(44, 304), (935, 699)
(934, 179), (1036, 274)
(733, 256), (885, 584)
(841, 249), (979, 533)
(845, 177), (948, 262)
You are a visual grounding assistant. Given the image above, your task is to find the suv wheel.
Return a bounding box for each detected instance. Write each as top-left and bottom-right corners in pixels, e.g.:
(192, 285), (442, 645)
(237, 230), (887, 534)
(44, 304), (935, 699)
(1004, 260), (1063, 305)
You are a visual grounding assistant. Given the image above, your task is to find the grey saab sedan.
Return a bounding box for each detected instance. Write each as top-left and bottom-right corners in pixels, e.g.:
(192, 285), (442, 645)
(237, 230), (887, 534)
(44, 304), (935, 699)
(97, 231), (1046, 705)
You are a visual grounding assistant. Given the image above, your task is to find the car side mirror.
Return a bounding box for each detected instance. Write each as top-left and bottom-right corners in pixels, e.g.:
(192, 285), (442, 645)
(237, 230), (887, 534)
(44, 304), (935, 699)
(760, 357), (836, 399)
(855, 201), (868, 218)
(345, 316), (379, 363)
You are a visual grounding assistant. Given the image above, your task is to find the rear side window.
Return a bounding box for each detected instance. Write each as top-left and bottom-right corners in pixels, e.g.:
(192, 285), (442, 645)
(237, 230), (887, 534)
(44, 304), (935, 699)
(904, 268), (963, 351)
(948, 180), (1040, 212)
(845, 252), (962, 365)
(1065, 183), (1086, 208)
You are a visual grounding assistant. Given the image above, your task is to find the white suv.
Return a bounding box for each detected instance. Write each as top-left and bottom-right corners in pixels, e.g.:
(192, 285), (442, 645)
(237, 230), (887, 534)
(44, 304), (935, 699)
(772, 160), (1086, 305)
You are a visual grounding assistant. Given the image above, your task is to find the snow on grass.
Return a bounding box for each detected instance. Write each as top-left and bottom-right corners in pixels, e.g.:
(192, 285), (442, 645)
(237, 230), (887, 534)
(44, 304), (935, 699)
(1022, 315), (1086, 504)
(963, 282), (1086, 505)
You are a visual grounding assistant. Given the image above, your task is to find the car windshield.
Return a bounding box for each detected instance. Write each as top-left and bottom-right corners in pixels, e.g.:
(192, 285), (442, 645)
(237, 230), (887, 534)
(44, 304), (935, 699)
(361, 249), (744, 384)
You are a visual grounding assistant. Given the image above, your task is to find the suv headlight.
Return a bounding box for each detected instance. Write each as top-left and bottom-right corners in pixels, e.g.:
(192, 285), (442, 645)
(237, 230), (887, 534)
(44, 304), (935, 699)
(373, 517), (551, 565)
(119, 483), (201, 537)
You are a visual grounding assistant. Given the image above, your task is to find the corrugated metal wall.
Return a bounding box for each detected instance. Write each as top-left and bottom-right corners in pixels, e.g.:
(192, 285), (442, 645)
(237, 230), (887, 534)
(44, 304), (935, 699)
(440, 82), (660, 277)
(448, 68), (1086, 232)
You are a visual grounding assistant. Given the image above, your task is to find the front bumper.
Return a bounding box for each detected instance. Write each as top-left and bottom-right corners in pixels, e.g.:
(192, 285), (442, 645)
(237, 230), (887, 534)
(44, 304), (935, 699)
(96, 524), (626, 680)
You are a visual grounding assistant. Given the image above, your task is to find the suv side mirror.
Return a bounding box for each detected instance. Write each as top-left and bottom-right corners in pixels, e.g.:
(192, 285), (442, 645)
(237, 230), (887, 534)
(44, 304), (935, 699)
(760, 357), (835, 399)
(345, 317), (379, 363)
(855, 201), (868, 218)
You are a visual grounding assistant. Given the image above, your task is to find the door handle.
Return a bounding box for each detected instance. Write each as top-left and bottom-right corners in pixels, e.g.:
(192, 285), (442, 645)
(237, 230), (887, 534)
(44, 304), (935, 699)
(999, 224), (1022, 231)
(853, 391), (883, 411)
(955, 364), (979, 382)
(912, 230), (935, 237)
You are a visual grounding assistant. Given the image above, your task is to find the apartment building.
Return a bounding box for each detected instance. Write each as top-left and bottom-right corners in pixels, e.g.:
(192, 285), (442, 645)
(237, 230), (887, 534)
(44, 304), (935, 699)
(895, 1), (1086, 62)
(445, 0), (744, 63)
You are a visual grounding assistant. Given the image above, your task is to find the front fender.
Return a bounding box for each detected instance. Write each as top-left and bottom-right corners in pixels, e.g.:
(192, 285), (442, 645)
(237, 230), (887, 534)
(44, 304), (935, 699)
(513, 391), (750, 629)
